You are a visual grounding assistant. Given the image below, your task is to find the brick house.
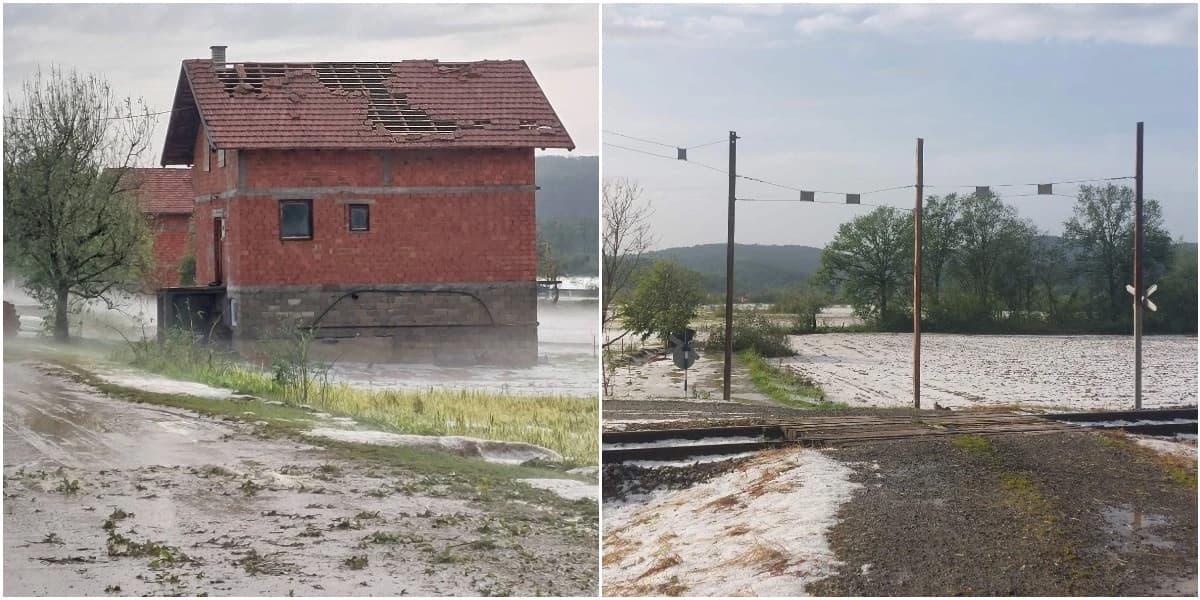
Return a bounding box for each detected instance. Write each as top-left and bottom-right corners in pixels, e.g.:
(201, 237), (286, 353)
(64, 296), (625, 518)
(125, 168), (193, 287)
(158, 47), (574, 364)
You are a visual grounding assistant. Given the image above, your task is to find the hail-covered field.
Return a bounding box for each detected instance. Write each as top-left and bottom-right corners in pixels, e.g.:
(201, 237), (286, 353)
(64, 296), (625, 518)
(781, 333), (1197, 410)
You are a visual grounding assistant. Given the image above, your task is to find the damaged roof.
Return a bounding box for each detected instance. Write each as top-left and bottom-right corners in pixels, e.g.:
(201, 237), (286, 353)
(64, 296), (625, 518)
(161, 59), (574, 165)
(123, 168), (193, 214)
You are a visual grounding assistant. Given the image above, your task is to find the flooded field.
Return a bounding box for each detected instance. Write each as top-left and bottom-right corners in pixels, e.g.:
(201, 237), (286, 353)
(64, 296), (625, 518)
(784, 333), (1197, 410)
(5, 283), (598, 399)
(327, 300), (598, 398)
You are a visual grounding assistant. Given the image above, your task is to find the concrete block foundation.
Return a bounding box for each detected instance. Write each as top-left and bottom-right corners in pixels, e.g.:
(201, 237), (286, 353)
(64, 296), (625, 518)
(226, 281), (538, 366)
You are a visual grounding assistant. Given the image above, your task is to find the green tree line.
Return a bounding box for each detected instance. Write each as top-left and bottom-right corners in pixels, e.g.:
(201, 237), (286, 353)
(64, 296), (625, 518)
(810, 184), (1195, 334)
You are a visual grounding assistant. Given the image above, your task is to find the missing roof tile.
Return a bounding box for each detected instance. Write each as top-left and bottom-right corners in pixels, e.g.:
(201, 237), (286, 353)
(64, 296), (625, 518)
(214, 62), (457, 135)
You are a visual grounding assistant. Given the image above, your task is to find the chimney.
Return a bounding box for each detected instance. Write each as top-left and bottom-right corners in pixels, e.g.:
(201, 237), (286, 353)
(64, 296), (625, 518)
(210, 45), (227, 68)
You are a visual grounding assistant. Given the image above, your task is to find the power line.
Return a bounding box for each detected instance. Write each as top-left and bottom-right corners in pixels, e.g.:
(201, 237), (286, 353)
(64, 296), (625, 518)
(738, 173), (913, 197)
(4, 106), (188, 121)
(603, 130), (729, 150)
(607, 127), (1132, 206)
(603, 142), (728, 174)
(924, 176), (1134, 189)
(685, 138), (728, 150)
(738, 197), (888, 208)
(1005, 192), (1080, 200)
(602, 130), (675, 149)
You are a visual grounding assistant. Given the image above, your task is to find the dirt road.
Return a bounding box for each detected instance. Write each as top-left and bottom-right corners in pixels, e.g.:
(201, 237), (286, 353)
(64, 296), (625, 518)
(4, 360), (596, 596)
(602, 431), (1197, 596)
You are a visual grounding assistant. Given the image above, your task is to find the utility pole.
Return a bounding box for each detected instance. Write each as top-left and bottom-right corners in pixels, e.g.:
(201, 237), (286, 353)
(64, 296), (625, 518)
(1134, 122), (1144, 410)
(913, 138), (924, 409)
(723, 131), (737, 402)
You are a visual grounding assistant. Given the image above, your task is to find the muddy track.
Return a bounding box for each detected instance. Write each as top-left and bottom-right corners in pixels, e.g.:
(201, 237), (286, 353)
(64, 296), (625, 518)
(3, 360), (598, 596)
(808, 432), (1197, 596)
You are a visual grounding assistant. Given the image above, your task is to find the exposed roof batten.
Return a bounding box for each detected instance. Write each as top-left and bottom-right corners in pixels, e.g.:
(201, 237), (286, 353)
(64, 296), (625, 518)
(161, 58), (574, 166)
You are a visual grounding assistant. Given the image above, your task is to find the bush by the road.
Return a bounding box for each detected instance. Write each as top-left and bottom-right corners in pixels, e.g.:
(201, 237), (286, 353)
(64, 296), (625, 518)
(703, 310), (795, 358)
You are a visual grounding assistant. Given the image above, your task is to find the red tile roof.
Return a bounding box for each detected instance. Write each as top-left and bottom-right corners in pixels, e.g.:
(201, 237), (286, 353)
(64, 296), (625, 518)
(162, 59), (574, 165)
(123, 168), (193, 214)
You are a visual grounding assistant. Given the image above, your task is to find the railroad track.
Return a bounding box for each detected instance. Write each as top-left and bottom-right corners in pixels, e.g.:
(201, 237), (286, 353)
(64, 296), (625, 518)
(602, 407), (1197, 464)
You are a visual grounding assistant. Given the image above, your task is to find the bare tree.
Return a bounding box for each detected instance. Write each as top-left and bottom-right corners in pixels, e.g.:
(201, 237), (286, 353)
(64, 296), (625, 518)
(602, 178), (655, 347)
(4, 66), (156, 341)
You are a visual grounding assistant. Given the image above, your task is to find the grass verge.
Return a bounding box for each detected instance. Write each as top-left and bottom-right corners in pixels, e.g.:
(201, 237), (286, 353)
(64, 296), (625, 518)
(27, 358), (598, 515)
(738, 349), (842, 409)
(110, 333), (597, 464)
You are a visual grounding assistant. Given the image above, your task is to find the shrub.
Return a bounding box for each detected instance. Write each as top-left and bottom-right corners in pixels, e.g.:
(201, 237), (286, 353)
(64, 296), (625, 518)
(177, 254), (196, 286)
(703, 310), (795, 357)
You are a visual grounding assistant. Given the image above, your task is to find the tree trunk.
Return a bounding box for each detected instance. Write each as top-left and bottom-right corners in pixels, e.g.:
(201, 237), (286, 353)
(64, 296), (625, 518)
(53, 286), (70, 342)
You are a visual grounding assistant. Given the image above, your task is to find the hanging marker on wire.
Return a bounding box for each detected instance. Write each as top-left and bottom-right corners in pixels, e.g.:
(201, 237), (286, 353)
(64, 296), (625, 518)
(846, 194), (861, 205)
(800, 191), (815, 202)
(1037, 183), (1053, 195)
(676, 148), (687, 161)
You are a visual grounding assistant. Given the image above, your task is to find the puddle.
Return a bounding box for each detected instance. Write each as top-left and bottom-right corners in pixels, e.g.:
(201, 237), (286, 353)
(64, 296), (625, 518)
(519, 478), (598, 501)
(305, 427), (563, 465)
(1101, 505), (1176, 550)
(602, 435), (764, 451)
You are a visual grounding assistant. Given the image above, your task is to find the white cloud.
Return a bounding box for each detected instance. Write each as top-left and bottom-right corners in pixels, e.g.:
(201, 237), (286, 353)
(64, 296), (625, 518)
(856, 4), (1196, 47)
(794, 13), (854, 36)
(604, 5), (759, 44)
(609, 4), (1196, 48)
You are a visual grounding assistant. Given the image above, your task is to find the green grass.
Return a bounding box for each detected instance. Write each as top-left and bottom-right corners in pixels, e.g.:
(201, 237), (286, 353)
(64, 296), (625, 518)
(738, 349), (839, 409)
(38, 360), (595, 512)
(950, 434), (993, 455)
(112, 332), (597, 464)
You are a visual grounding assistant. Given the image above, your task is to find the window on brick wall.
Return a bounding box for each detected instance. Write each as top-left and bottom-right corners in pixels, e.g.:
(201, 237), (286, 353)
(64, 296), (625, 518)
(279, 200), (313, 240)
(348, 204), (370, 232)
(217, 149), (226, 168)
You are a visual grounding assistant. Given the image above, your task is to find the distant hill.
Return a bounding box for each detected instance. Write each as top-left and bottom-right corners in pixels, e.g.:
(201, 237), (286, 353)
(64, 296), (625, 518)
(644, 243), (823, 296)
(535, 155), (598, 276)
(535, 155), (597, 220)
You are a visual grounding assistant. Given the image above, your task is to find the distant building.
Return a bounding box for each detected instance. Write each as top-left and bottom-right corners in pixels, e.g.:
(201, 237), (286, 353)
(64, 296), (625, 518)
(125, 168), (193, 287)
(157, 46), (574, 364)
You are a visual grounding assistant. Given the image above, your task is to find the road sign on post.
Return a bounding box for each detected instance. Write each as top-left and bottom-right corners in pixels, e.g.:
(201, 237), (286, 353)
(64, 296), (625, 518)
(1127, 283), (1158, 313)
(668, 329), (698, 394)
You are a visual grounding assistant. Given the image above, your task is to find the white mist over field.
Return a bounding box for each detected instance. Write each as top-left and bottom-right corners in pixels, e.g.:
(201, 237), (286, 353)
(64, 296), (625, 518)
(328, 299), (599, 397)
(3, 282), (157, 341)
(5, 280), (600, 398)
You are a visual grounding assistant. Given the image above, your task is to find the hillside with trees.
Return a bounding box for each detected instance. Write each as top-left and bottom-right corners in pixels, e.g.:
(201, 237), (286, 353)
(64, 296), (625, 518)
(643, 243), (822, 298)
(536, 155), (597, 276)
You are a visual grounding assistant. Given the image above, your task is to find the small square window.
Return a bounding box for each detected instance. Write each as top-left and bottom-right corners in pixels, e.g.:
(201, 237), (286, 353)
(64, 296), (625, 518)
(348, 204), (370, 231)
(279, 200), (312, 240)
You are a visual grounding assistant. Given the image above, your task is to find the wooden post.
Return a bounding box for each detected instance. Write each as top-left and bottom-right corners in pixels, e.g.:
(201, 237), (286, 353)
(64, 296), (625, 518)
(1134, 122), (1144, 410)
(723, 131), (737, 401)
(913, 138), (924, 410)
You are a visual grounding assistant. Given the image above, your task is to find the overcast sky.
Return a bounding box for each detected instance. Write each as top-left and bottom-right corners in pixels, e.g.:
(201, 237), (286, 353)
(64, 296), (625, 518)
(605, 3), (1198, 248)
(3, 3), (599, 162)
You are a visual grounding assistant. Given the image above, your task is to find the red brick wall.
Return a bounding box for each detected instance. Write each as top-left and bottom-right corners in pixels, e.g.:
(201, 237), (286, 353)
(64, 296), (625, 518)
(193, 200), (228, 286)
(146, 214), (191, 287)
(225, 190), (535, 286)
(186, 142), (535, 287)
(189, 128), (235, 286)
(192, 129), (239, 196)
(240, 148), (533, 189)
